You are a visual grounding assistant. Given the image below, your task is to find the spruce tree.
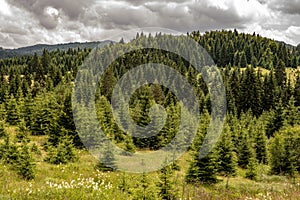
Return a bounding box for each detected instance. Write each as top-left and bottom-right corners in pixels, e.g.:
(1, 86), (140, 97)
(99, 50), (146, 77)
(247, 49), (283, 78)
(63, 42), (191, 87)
(239, 51), (247, 68)
(0, 120), (6, 138)
(266, 100), (284, 138)
(254, 122), (268, 164)
(237, 134), (254, 169)
(274, 59), (286, 88)
(186, 145), (218, 184)
(6, 94), (20, 125)
(294, 73), (300, 107)
(45, 135), (78, 164)
(97, 141), (116, 171)
(245, 156), (258, 181)
(215, 124), (237, 176)
(157, 161), (177, 200)
(269, 134), (285, 175)
(283, 96), (299, 127)
(16, 142), (36, 180)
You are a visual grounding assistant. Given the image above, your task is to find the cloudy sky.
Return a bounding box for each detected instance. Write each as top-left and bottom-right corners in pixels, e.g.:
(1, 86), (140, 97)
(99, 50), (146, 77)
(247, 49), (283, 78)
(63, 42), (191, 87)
(0, 0), (299, 49)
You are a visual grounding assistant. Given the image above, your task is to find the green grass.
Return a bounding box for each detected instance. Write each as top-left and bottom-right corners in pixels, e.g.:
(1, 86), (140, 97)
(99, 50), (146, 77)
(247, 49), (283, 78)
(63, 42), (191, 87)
(0, 132), (300, 199)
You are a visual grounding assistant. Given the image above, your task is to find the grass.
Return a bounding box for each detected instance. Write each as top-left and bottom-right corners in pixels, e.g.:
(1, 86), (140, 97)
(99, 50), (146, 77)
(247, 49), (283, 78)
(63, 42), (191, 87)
(0, 130), (300, 199)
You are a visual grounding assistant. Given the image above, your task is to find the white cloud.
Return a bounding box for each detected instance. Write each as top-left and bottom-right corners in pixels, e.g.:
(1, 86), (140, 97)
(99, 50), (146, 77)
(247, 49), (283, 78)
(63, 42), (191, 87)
(0, 0), (11, 16)
(0, 0), (299, 48)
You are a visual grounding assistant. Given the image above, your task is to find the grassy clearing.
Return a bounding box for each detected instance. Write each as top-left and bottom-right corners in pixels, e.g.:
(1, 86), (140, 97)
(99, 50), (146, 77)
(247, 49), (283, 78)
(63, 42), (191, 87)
(0, 134), (299, 199)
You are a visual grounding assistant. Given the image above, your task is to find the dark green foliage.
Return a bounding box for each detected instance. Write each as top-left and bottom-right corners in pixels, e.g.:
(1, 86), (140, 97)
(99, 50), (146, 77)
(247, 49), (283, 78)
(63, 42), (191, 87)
(0, 120), (6, 138)
(186, 147), (218, 184)
(15, 118), (29, 143)
(275, 59), (286, 87)
(6, 94), (20, 125)
(45, 136), (77, 165)
(254, 122), (268, 164)
(57, 91), (82, 147)
(0, 136), (35, 180)
(237, 134), (254, 169)
(266, 100), (284, 138)
(30, 143), (42, 156)
(239, 51), (248, 68)
(15, 143), (36, 180)
(215, 124), (237, 176)
(132, 173), (157, 200)
(245, 157), (258, 181)
(295, 73), (300, 107)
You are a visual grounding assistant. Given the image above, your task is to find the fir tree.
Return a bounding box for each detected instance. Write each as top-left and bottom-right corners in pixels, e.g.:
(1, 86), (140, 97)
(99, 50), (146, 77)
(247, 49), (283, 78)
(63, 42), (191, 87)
(283, 96), (299, 127)
(266, 100), (284, 138)
(45, 136), (78, 164)
(97, 141), (116, 171)
(0, 120), (6, 138)
(186, 145), (218, 184)
(15, 142), (36, 180)
(215, 124), (237, 176)
(157, 161), (177, 200)
(237, 134), (254, 169)
(254, 122), (268, 164)
(245, 156), (258, 181)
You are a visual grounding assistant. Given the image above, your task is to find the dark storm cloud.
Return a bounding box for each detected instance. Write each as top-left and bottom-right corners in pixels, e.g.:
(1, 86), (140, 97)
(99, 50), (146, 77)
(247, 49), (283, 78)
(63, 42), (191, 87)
(265, 0), (300, 15)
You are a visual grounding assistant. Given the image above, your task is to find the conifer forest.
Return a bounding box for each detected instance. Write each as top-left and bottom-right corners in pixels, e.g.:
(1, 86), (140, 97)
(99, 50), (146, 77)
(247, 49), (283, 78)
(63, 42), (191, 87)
(0, 30), (300, 199)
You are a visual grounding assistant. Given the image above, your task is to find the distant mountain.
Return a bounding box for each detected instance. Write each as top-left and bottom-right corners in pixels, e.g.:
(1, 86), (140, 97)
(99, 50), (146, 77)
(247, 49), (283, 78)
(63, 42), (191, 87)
(0, 40), (114, 59)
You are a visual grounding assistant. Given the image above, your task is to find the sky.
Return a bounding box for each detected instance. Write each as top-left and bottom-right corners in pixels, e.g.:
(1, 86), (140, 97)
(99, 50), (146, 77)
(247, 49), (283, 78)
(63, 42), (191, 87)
(0, 0), (299, 49)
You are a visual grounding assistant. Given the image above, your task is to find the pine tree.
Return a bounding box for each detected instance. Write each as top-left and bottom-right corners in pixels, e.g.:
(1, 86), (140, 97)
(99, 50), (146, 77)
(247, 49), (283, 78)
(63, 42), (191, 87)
(284, 136), (298, 178)
(157, 161), (177, 200)
(97, 141), (116, 171)
(274, 59), (286, 88)
(239, 51), (247, 68)
(45, 135), (78, 164)
(269, 134), (285, 175)
(58, 91), (82, 147)
(215, 124), (237, 176)
(16, 118), (29, 143)
(131, 172), (157, 200)
(0, 120), (6, 138)
(31, 53), (45, 84)
(283, 96), (299, 127)
(186, 145), (218, 184)
(266, 100), (284, 138)
(15, 142), (36, 180)
(254, 122), (268, 164)
(237, 134), (254, 169)
(6, 94), (20, 125)
(294, 73), (300, 107)
(41, 49), (51, 74)
(245, 156), (258, 181)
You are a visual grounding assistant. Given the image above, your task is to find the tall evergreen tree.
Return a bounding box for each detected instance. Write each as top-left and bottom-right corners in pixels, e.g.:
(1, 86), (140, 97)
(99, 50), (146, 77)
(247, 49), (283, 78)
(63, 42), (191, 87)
(186, 144), (218, 184)
(157, 161), (177, 200)
(215, 124), (237, 176)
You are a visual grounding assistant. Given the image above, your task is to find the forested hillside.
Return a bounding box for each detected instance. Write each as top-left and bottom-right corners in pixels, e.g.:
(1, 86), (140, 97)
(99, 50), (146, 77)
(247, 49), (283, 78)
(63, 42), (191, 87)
(0, 30), (300, 199)
(0, 40), (113, 59)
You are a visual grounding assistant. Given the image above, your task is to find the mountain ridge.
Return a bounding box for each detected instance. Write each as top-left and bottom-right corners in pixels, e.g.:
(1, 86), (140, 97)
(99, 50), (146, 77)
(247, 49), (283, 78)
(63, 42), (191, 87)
(0, 40), (114, 59)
